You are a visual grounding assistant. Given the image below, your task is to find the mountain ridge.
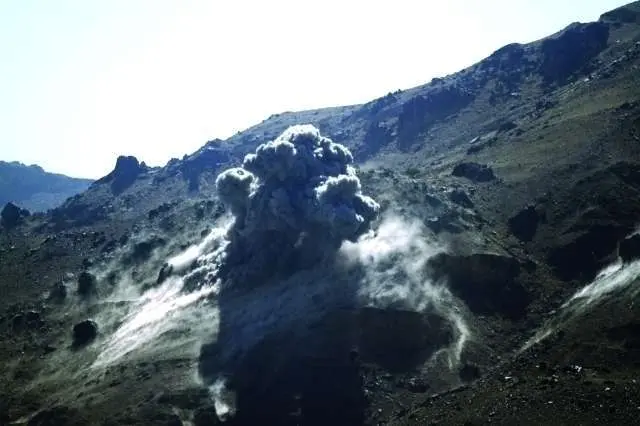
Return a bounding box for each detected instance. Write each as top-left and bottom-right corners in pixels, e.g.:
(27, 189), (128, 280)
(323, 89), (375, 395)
(0, 160), (93, 212)
(1, 2), (640, 425)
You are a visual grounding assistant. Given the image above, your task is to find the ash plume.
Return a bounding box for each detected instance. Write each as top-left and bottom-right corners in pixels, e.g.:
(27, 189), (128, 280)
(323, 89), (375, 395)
(91, 126), (475, 423)
(215, 124), (380, 282)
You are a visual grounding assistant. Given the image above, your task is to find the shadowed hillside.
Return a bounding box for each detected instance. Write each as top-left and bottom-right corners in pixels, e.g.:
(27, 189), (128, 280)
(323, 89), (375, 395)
(2, 2), (640, 425)
(0, 161), (92, 212)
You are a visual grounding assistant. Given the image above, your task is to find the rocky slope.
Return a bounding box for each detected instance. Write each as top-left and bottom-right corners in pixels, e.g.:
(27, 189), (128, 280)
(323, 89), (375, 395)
(0, 161), (92, 212)
(1, 2), (640, 425)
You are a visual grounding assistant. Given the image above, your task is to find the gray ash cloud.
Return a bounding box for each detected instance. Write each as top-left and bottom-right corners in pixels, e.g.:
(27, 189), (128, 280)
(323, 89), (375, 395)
(215, 125), (379, 281)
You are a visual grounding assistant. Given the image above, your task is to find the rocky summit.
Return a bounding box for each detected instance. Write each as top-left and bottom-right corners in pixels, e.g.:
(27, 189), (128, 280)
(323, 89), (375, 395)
(2, 2), (640, 425)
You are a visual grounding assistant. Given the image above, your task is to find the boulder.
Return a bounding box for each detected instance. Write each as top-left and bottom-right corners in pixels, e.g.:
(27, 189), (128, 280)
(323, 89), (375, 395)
(548, 225), (627, 281)
(72, 319), (98, 347)
(1, 202), (29, 229)
(356, 307), (453, 372)
(449, 189), (474, 208)
(77, 272), (97, 297)
(509, 205), (543, 242)
(452, 162), (496, 182)
(428, 253), (532, 319)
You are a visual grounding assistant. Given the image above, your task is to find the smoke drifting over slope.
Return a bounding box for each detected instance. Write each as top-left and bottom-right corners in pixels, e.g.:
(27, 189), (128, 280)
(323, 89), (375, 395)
(342, 216), (471, 368)
(216, 124), (380, 282)
(87, 125), (476, 422)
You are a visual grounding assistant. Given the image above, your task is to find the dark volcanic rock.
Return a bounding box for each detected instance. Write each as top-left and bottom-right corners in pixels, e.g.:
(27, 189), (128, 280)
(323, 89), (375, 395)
(509, 205), (543, 242)
(619, 233), (640, 262)
(72, 319), (98, 347)
(398, 86), (474, 149)
(547, 162), (640, 280)
(96, 155), (147, 195)
(548, 225), (628, 281)
(540, 22), (609, 85)
(157, 263), (173, 284)
(452, 162), (496, 182)
(356, 307), (453, 372)
(479, 43), (528, 90)
(1, 202), (29, 229)
(77, 272), (97, 297)
(459, 363), (481, 382)
(449, 189), (474, 208)
(428, 253), (531, 319)
(356, 121), (394, 160)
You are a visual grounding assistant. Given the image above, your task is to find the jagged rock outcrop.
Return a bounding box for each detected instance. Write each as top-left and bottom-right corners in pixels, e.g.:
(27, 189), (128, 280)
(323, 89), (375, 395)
(356, 121), (394, 160)
(397, 86), (474, 149)
(540, 22), (610, 85)
(96, 155), (148, 195)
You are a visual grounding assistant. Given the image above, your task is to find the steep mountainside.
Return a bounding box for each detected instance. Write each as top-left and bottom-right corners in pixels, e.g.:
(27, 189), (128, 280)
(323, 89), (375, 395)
(2, 2), (640, 425)
(0, 161), (93, 212)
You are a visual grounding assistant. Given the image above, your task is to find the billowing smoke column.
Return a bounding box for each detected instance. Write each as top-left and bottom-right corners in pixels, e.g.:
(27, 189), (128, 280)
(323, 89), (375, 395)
(216, 125), (380, 282)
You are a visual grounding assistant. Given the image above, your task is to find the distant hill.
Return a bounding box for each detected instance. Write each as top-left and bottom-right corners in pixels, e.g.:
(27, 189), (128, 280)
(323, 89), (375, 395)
(0, 161), (93, 212)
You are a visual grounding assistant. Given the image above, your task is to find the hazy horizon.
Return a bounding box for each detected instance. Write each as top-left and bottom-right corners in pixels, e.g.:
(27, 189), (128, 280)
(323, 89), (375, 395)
(0, 0), (630, 179)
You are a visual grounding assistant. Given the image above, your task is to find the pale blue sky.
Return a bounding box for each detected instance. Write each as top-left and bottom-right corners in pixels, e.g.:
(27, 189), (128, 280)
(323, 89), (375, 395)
(0, 0), (630, 178)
